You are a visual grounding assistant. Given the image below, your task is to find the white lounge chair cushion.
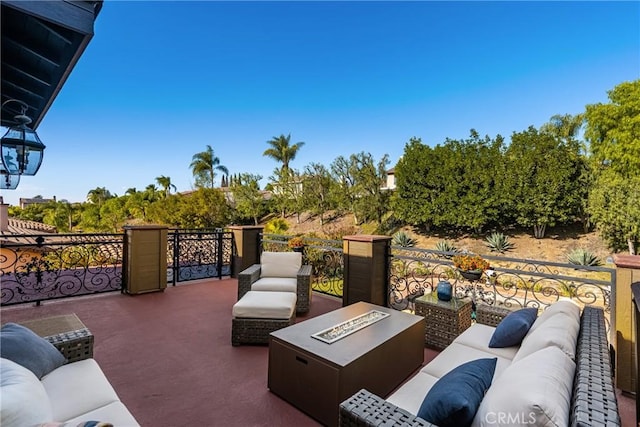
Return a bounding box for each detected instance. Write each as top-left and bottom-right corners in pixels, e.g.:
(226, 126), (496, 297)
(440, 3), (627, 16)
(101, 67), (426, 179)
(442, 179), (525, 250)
(528, 299), (581, 334)
(251, 277), (297, 293)
(260, 252), (302, 278)
(472, 346), (576, 427)
(233, 291), (296, 319)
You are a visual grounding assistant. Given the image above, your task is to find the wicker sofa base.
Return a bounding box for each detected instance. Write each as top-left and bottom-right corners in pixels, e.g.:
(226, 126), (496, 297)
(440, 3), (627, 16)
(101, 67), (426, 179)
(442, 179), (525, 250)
(231, 315), (295, 346)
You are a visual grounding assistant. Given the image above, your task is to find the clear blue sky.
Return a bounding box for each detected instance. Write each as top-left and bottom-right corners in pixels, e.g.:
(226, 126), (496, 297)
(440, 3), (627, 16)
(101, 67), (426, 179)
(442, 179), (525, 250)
(2, 1), (639, 206)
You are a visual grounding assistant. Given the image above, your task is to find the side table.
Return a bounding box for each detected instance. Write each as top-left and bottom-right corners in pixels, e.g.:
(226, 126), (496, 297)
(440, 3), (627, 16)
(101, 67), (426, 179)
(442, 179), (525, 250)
(16, 313), (94, 363)
(415, 293), (472, 350)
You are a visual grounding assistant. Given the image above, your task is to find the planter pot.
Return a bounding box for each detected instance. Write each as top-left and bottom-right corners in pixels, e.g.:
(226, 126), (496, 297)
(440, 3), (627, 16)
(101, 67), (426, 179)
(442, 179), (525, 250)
(458, 269), (483, 281)
(436, 280), (452, 301)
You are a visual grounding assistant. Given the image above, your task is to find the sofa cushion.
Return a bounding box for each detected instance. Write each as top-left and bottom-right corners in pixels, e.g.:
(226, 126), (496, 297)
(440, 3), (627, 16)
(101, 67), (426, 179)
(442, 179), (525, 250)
(0, 322), (66, 379)
(472, 346), (575, 427)
(454, 324), (519, 360)
(512, 311), (580, 363)
(251, 277), (297, 293)
(260, 252), (301, 278)
(489, 307), (538, 348)
(41, 359), (121, 422)
(528, 299), (581, 334)
(421, 342), (512, 380)
(64, 402), (139, 427)
(232, 291), (297, 319)
(418, 358), (497, 427)
(0, 357), (53, 427)
(387, 372), (440, 415)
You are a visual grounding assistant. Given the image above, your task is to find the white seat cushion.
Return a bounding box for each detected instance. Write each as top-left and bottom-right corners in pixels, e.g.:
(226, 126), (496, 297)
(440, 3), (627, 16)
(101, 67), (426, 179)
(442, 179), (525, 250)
(0, 358), (53, 427)
(420, 342), (512, 380)
(387, 371), (440, 416)
(233, 291), (296, 319)
(65, 401), (140, 426)
(251, 277), (297, 293)
(453, 324), (519, 361)
(260, 252), (302, 278)
(472, 346), (576, 427)
(41, 358), (120, 422)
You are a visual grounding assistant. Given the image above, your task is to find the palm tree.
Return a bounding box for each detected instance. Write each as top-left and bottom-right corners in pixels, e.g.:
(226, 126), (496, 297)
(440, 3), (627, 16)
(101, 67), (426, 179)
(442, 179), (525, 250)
(86, 187), (112, 208)
(190, 145), (229, 188)
(155, 175), (177, 198)
(263, 133), (305, 172)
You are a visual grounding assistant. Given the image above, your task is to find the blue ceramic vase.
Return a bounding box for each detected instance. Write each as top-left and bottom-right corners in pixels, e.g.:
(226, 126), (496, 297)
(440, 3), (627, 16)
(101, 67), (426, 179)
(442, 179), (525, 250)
(437, 280), (452, 301)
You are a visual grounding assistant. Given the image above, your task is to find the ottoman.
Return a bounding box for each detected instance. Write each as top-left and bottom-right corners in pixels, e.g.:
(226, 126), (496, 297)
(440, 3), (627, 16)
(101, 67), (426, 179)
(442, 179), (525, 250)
(232, 291), (297, 346)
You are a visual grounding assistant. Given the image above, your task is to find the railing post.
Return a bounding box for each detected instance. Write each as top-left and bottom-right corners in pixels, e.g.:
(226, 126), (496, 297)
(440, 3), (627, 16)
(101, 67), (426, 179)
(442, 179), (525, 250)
(229, 225), (264, 278)
(342, 235), (391, 307)
(613, 254), (640, 394)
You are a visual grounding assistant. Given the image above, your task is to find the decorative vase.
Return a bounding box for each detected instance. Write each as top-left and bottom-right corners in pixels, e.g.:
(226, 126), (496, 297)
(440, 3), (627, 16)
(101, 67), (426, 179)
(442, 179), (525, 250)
(459, 269), (483, 281)
(436, 280), (452, 301)
(292, 246), (304, 253)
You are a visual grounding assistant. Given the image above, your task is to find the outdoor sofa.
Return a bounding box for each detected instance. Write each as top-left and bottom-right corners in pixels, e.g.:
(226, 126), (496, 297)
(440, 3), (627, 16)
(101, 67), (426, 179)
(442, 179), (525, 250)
(1, 321), (139, 426)
(340, 301), (620, 426)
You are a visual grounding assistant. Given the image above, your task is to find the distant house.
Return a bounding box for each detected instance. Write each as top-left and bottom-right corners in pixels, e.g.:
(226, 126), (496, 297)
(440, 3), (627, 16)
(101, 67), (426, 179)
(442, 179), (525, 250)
(19, 196), (56, 209)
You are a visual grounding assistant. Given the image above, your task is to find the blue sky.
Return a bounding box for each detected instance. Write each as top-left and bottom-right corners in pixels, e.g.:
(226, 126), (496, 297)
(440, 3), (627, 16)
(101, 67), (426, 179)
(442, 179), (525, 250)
(2, 1), (639, 206)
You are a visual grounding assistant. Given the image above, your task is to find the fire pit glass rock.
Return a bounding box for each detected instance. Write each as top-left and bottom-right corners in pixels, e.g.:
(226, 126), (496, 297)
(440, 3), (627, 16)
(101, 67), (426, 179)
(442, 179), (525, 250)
(311, 310), (389, 344)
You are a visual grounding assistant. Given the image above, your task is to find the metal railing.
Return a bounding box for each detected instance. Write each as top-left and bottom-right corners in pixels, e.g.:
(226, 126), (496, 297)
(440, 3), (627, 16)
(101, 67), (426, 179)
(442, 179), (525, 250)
(0, 233), (124, 306)
(167, 229), (233, 284)
(261, 233), (344, 297)
(389, 246), (616, 322)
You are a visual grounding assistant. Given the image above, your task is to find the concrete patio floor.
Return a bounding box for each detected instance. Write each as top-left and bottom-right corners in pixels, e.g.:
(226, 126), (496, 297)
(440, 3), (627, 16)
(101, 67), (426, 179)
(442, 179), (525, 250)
(1, 277), (636, 426)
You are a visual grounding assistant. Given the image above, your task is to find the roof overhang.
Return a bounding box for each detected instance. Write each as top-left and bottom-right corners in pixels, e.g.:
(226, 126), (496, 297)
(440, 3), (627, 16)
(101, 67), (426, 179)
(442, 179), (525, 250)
(1, 0), (103, 129)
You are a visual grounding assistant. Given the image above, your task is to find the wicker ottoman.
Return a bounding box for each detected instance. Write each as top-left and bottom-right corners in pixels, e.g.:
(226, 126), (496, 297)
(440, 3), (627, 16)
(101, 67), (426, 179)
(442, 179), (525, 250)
(232, 291), (297, 346)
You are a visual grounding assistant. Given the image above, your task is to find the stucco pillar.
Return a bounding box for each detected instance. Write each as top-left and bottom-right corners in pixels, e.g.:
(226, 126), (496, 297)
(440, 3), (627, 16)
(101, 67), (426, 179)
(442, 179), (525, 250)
(229, 225), (263, 278)
(342, 235), (391, 307)
(614, 254), (640, 393)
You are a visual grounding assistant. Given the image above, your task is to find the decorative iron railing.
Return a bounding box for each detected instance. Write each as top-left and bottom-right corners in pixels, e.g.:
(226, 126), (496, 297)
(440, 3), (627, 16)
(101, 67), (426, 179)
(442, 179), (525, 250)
(389, 246), (616, 323)
(0, 233), (124, 306)
(261, 233), (344, 298)
(167, 229), (233, 284)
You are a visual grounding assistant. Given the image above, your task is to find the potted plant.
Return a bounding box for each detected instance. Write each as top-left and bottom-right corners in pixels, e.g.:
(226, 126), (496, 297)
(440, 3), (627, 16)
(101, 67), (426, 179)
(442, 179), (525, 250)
(287, 236), (305, 253)
(452, 254), (490, 281)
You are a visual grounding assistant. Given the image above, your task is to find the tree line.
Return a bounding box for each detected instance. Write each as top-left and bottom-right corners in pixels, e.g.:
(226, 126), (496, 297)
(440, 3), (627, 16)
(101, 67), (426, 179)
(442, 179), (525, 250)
(8, 80), (639, 254)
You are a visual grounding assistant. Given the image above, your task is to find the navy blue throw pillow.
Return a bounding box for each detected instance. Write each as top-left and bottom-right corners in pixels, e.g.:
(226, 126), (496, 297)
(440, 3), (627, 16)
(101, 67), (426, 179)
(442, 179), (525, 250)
(417, 358), (497, 427)
(0, 322), (66, 379)
(489, 307), (538, 348)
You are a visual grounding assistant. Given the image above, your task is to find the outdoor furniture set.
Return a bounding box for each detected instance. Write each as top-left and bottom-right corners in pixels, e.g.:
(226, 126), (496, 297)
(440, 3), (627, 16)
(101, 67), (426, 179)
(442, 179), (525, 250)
(0, 314), (140, 426)
(339, 300), (620, 426)
(232, 251), (312, 345)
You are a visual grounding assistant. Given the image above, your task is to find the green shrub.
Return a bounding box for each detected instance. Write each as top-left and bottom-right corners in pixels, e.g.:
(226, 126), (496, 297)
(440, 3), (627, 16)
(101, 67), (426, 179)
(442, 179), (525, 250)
(485, 232), (515, 254)
(263, 218), (288, 234)
(392, 231), (417, 248)
(567, 248), (602, 266)
(434, 240), (458, 254)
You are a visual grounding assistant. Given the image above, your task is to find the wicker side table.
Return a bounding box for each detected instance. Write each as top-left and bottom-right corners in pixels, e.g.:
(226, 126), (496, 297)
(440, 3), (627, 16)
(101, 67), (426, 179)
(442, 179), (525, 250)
(16, 313), (94, 363)
(415, 293), (473, 350)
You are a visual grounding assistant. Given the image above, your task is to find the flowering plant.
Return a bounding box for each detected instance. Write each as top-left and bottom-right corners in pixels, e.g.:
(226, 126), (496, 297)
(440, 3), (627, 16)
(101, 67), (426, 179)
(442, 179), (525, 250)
(452, 254), (490, 272)
(287, 236), (305, 248)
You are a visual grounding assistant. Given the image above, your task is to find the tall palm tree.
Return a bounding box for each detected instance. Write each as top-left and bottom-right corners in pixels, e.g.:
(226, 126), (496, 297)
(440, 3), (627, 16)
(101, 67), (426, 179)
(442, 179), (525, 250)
(86, 187), (112, 208)
(263, 133), (305, 172)
(155, 175), (177, 198)
(190, 145), (229, 188)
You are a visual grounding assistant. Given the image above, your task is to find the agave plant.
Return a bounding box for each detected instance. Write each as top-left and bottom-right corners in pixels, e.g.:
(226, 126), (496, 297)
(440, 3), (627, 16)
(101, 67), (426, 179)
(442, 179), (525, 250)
(392, 231), (418, 248)
(435, 240), (458, 253)
(485, 232), (515, 254)
(567, 248), (602, 267)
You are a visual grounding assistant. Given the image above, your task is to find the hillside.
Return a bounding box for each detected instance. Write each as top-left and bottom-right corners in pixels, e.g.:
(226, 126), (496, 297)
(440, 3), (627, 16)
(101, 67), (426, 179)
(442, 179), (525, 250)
(271, 212), (613, 265)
